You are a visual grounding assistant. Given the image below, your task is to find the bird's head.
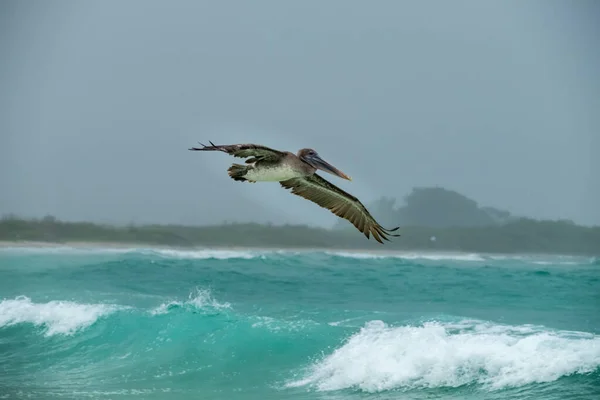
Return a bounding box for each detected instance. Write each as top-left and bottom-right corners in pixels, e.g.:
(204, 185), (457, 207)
(297, 148), (352, 181)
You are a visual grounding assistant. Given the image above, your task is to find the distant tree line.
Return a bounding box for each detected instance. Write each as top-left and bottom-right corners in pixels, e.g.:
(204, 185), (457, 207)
(1, 187), (599, 256)
(334, 186), (520, 230)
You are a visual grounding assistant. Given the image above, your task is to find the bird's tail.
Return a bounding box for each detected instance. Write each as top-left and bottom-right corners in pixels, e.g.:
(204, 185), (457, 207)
(227, 164), (250, 182)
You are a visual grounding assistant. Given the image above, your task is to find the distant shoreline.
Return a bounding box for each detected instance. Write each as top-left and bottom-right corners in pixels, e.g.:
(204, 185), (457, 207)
(1, 240), (597, 261)
(1, 216), (599, 257)
(0, 240), (495, 259)
(0, 240), (430, 256)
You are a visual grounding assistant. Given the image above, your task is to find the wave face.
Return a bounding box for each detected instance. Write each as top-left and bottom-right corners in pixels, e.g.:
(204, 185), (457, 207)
(1, 246), (599, 399)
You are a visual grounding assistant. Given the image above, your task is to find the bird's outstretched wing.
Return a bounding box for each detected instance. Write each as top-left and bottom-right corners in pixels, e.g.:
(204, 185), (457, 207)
(189, 141), (286, 162)
(279, 174), (400, 243)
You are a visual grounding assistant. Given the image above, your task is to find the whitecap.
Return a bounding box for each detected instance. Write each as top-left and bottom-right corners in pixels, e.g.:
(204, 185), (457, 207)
(144, 248), (266, 260)
(0, 245), (268, 260)
(150, 287), (231, 315)
(325, 251), (486, 262)
(0, 295), (123, 336)
(288, 319), (600, 392)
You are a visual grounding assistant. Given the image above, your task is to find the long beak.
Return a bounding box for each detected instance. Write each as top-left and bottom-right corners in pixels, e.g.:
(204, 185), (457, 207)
(311, 156), (352, 181)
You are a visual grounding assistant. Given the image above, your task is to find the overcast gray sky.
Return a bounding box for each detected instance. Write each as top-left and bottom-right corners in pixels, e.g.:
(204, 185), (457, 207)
(1, 0), (598, 227)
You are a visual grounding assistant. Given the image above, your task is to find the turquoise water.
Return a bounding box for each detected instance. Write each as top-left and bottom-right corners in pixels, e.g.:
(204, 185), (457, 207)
(1, 246), (599, 399)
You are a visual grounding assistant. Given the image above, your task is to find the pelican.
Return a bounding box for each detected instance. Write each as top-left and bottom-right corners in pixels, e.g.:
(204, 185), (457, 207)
(189, 142), (400, 243)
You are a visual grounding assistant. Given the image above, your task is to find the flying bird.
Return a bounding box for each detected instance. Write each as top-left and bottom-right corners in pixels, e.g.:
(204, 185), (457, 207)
(189, 142), (400, 243)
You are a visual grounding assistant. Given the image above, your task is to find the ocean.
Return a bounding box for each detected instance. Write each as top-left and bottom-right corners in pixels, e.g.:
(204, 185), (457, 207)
(0, 246), (599, 399)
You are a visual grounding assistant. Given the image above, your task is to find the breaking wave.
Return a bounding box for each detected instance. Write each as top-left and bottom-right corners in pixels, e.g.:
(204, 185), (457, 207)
(149, 287), (232, 315)
(0, 295), (123, 336)
(2, 240), (598, 400)
(287, 319), (600, 392)
(3, 245), (594, 266)
(2, 292), (598, 394)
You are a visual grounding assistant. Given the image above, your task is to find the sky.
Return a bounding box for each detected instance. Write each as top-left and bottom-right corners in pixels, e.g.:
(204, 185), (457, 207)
(1, 0), (599, 227)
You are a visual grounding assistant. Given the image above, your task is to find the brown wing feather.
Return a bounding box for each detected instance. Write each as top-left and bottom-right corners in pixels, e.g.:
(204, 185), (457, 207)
(279, 174), (400, 244)
(189, 141), (286, 162)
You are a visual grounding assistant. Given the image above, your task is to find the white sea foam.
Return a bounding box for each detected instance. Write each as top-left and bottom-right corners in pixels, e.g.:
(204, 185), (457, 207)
(288, 319), (600, 392)
(0, 295), (122, 336)
(486, 254), (592, 265)
(325, 251), (486, 262)
(325, 251), (597, 266)
(251, 316), (318, 332)
(147, 248), (265, 260)
(150, 288), (231, 315)
(0, 245), (267, 260)
(531, 260), (580, 266)
(2, 245), (594, 267)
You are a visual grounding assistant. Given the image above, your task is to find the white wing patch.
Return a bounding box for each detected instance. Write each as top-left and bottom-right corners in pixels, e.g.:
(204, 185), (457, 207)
(245, 165), (304, 182)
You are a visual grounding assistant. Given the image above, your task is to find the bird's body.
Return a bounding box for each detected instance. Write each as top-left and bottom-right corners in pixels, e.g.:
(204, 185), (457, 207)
(243, 153), (312, 182)
(244, 163), (305, 182)
(189, 142), (400, 243)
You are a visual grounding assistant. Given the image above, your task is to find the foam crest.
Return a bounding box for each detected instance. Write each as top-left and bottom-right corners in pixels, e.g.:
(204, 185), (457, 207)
(288, 319), (600, 392)
(148, 248), (265, 260)
(531, 260), (580, 266)
(150, 288), (231, 315)
(0, 245), (267, 260)
(0, 296), (121, 336)
(326, 251), (485, 262)
(487, 254), (593, 266)
(251, 316), (318, 332)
